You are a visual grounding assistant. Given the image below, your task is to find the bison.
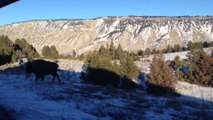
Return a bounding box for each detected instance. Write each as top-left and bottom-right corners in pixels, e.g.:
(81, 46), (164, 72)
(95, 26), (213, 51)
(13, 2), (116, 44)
(25, 59), (60, 82)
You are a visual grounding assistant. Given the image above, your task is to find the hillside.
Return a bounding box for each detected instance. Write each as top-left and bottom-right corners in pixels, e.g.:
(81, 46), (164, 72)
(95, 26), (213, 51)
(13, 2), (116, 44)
(0, 16), (213, 55)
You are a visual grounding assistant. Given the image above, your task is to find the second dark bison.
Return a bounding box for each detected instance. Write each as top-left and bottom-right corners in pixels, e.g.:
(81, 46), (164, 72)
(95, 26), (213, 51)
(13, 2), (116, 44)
(25, 59), (60, 82)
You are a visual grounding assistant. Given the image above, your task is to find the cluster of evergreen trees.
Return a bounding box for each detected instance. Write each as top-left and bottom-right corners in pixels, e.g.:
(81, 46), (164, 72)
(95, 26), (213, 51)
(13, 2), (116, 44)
(82, 41), (139, 89)
(42, 46), (59, 59)
(0, 35), (39, 65)
(14, 38), (39, 58)
(41, 45), (85, 60)
(147, 43), (213, 96)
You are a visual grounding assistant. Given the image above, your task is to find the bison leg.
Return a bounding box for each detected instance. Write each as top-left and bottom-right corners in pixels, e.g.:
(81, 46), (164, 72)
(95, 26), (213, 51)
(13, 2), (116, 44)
(52, 73), (60, 83)
(56, 73), (60, 83)
(52, 73), (56, 82)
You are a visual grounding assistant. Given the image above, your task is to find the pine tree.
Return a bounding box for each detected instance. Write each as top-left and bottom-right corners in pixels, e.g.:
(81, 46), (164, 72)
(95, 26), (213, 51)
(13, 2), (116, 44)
(50, 46), (58, 59)
(187, 41), (194, 50)
(186, 48), (204, 73)
(192, 52), (213, 87)
(72, 50), (77, 58)
(173, 44), (181, 52)
(120, 54), (139, 79)
(147, 54), (178, 96)
(98, 45), (108, 56)
(152, 48), (157, 54)
(109, 41), (116, 59)
(115, 44), (125, 59)
(144, 48), (151, 55)
(0, 35), (14, 55)
(165, 45), (173, 53)
(0, 35), (15, 63)
(78, 53), (85, 60)
(137, 50), (144, 56)
(42, 46), (51, 58)
(172, 56), (181, 71)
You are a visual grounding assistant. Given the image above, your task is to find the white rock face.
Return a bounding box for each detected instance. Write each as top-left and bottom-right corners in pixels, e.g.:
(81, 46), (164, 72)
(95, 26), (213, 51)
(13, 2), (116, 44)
(0, 16), (213, 55)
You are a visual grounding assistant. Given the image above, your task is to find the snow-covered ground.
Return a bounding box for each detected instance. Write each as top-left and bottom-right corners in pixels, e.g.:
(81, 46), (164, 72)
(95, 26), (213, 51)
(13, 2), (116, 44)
(0, 60), (213, 120)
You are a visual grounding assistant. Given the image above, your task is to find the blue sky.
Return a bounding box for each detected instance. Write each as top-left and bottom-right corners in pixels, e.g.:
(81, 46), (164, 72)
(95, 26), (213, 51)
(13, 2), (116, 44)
(0, 0), (213, 25)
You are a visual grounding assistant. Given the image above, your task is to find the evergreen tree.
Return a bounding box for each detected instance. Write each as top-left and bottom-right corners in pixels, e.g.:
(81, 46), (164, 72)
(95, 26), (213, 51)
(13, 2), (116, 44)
(42, 46), (51, 58)
(0, 35), (16, 63)
(72, 50), (77, 58)
(187, 41), (194, 50)
(50, 46), (58, 59)
(137, 50), (144, 56)
(120, 54), (139, 79)
(173, 44), (181, 52)
(165, 45), (173, 53)
(152, 48), (157, 54)
(78, 53), (85, 60)
(172, 56), (181, 71)
(192, 52), (213, 87)
(0, 35), (14, 55)
(98, 45), (108, 56)
(109, 41), (116, 59)
(147, 54), (178, 95)
(144, 48), (151, 55)
(187, 48), (204, 67)
(115, 44), (125, 59)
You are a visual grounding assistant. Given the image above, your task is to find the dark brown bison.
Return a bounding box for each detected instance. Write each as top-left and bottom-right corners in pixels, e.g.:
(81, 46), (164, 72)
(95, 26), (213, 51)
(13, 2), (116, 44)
(25, 59), (60, 82)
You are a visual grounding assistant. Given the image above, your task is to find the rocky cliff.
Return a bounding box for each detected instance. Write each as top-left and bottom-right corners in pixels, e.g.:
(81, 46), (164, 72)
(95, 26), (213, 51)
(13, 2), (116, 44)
(0, 16), (213, 55)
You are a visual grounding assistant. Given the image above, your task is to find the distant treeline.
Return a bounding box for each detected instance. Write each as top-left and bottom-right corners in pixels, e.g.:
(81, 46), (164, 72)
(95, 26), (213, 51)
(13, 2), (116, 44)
(0, 35), (85, 66)
(137, 41), (213, 56)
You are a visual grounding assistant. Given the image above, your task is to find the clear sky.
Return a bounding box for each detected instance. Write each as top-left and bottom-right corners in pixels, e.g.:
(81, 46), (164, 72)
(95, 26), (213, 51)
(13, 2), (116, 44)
(0, 0), (213, 25)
